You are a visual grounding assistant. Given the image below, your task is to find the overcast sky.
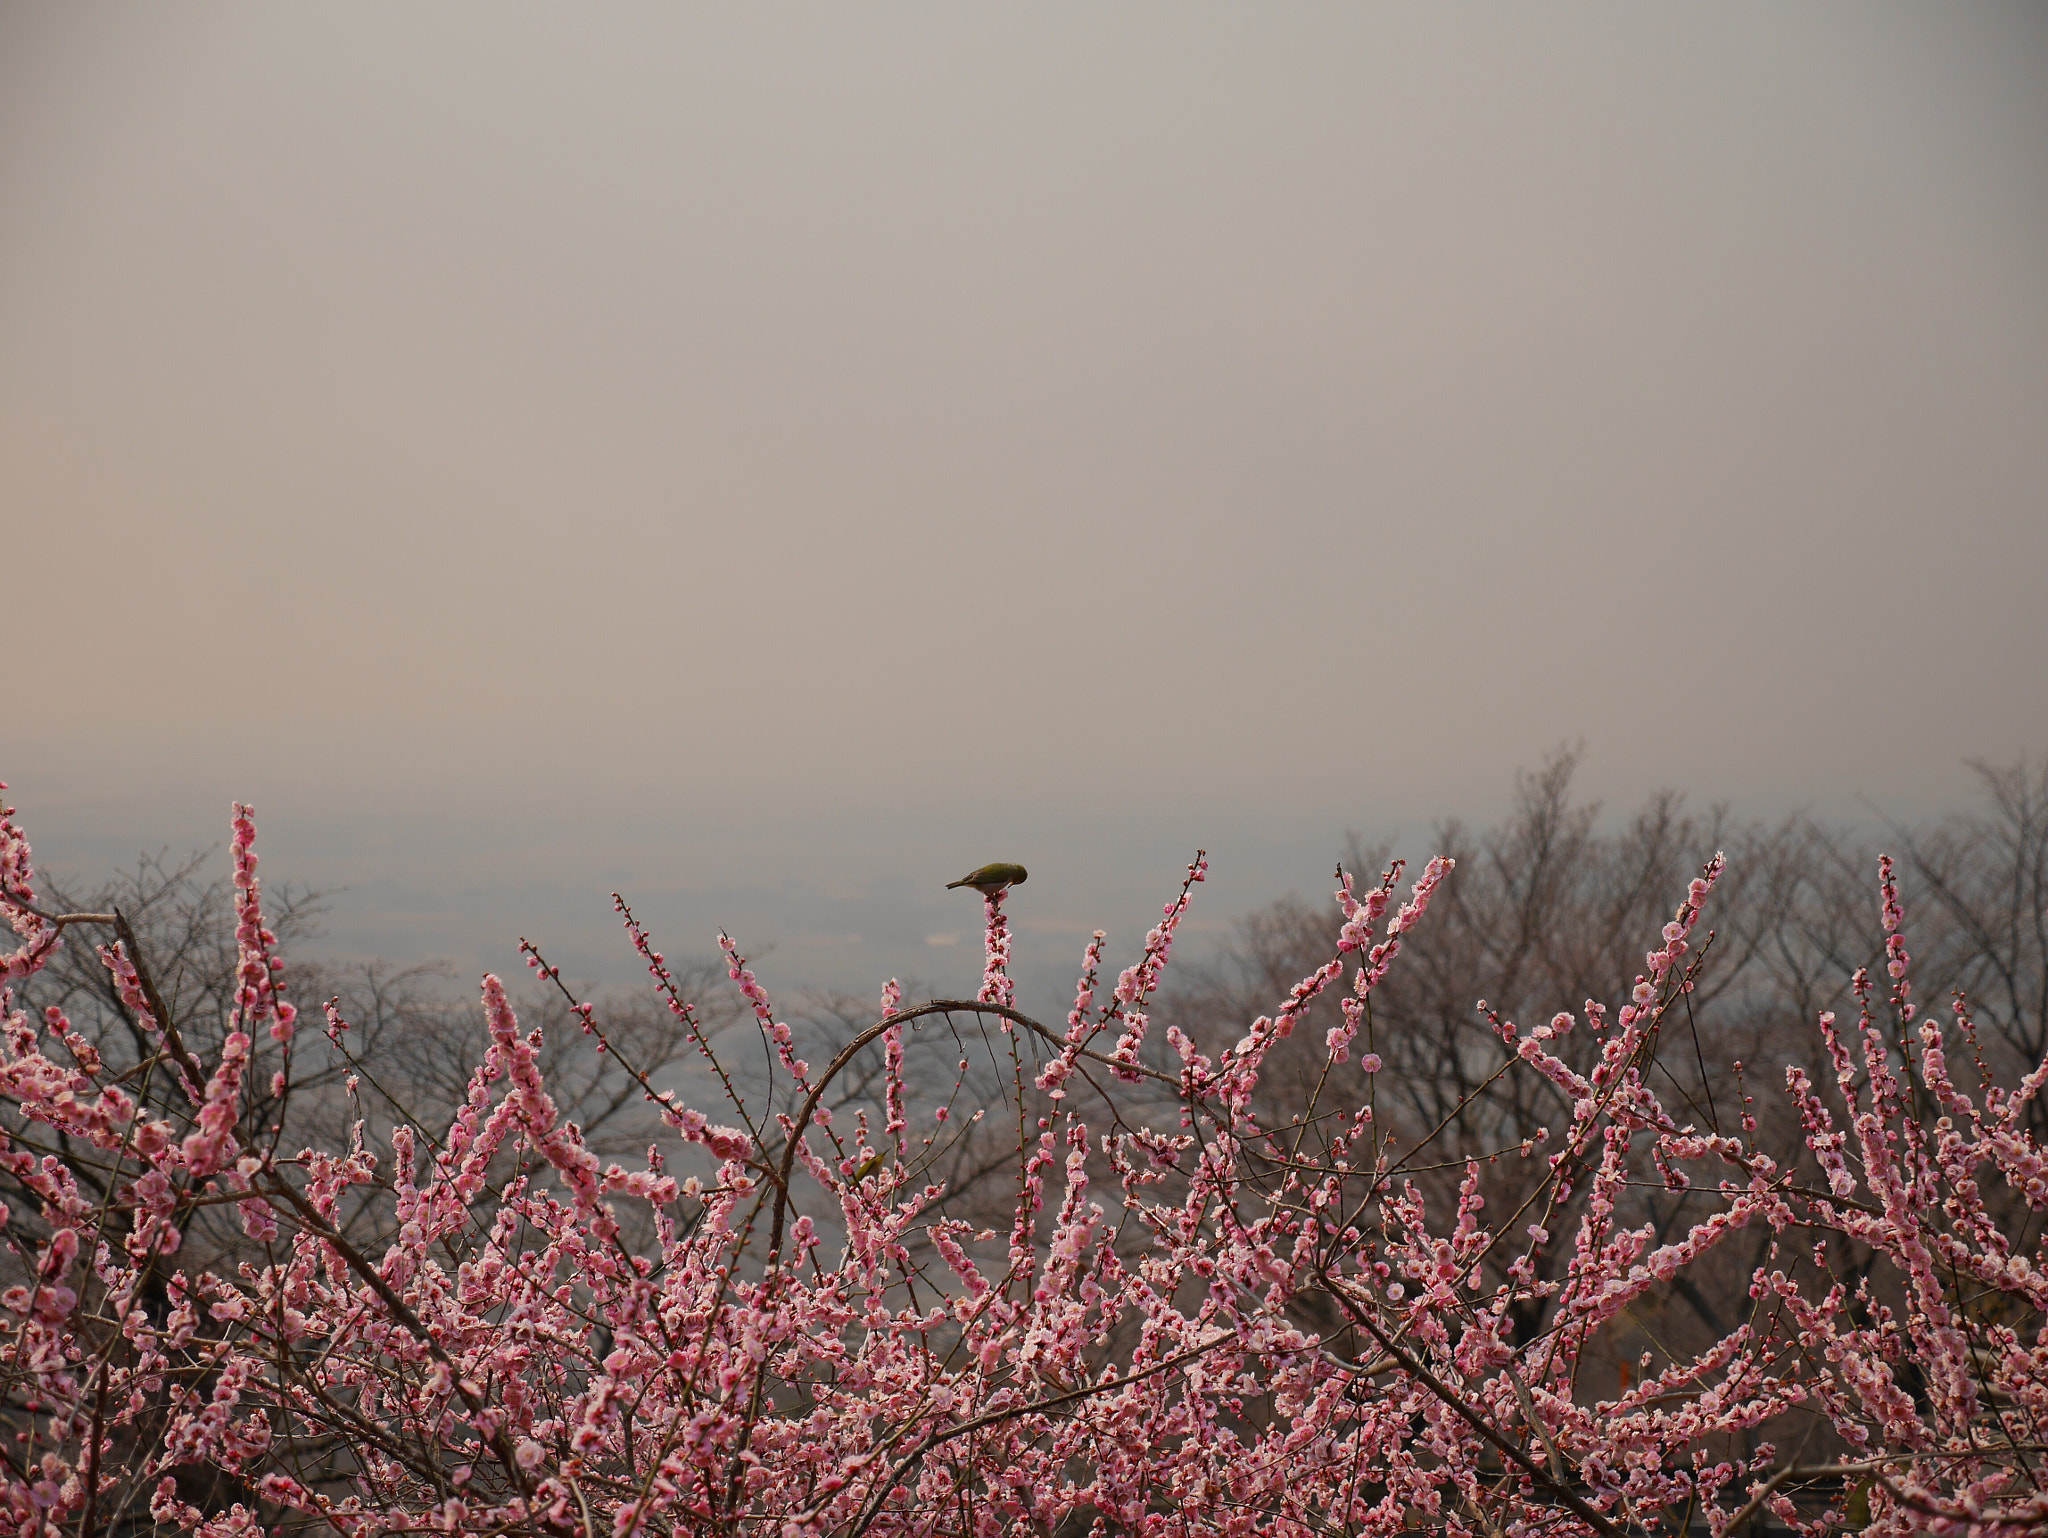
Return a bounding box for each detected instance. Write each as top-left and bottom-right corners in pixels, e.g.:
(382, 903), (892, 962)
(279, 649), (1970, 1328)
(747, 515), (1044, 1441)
(4, 4), (2045, 1013)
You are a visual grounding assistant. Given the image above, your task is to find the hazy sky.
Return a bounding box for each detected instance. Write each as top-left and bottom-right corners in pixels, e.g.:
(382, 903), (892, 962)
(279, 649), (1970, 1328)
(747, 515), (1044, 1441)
(4, 5), (2045, 1012)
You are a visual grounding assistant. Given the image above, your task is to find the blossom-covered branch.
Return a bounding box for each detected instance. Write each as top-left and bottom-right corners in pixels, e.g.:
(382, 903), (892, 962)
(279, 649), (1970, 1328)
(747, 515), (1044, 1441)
(0, 790), (2042, 1536)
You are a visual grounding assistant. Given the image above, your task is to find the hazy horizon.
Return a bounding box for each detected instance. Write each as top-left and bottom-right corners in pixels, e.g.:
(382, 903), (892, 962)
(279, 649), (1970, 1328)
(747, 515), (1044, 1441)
(5, 4), (2044, 1015)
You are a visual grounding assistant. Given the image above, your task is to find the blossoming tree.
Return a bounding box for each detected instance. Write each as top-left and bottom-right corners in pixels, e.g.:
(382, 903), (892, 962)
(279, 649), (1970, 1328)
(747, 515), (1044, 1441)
(1, 782), (2045, 1536)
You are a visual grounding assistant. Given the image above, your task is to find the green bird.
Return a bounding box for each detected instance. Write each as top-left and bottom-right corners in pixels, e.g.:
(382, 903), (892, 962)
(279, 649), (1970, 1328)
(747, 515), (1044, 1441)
(947, 862), (1028, 896)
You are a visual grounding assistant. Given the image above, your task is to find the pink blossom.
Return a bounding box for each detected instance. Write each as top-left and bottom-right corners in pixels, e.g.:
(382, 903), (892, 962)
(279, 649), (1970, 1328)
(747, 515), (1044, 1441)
(0, 791), (2036, 1538)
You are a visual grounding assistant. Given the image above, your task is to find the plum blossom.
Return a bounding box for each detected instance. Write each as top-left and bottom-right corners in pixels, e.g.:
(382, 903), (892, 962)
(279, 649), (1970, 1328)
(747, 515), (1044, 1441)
(0, 795), (2037, 1538)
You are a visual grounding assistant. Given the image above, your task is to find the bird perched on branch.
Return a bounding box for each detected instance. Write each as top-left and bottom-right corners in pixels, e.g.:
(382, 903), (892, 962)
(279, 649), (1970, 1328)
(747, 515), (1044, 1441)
(946, 862), (1028, 896)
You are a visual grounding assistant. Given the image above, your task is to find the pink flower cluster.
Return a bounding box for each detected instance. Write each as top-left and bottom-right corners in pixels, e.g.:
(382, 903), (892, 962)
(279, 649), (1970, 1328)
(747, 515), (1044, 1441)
(0, 796), (2044, 1536)
(0, 787), (60, 983)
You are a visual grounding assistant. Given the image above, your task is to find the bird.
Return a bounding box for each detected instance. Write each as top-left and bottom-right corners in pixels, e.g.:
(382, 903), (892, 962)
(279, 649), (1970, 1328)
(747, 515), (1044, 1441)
(946, 862), (1028, 896)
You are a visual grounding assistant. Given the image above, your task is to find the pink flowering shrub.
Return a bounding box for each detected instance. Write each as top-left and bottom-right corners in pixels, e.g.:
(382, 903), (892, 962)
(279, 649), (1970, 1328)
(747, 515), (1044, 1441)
(2, 784), (2047, 1536)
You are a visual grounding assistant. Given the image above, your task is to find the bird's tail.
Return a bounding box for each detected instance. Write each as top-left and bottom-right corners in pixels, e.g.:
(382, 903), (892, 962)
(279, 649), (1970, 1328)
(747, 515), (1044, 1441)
(945, 879), (969, 889)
